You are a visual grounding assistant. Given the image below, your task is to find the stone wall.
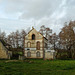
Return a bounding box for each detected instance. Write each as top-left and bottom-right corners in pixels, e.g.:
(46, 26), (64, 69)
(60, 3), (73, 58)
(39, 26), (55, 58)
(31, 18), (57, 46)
(25, 50), (43, 58)
(45, 51), (55, 59)
(24, 28), (44, 59)
(24, 28), (50, 59)
(0, 41), (8, 59)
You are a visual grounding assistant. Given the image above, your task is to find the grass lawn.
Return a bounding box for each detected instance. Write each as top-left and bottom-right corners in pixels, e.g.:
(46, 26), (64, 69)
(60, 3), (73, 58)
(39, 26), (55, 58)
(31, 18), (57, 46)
(0, 59), (75, 75)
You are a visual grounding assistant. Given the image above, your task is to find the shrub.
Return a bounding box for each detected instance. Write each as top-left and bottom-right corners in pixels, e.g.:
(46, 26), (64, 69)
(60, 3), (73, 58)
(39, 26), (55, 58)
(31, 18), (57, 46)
(57, 54), (68, 60)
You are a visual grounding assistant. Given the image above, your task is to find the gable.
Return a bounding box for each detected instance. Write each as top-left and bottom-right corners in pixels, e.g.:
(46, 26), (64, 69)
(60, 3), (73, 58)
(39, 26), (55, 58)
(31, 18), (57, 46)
(0, 41), (8, 51)
(25, 28), (43, 40)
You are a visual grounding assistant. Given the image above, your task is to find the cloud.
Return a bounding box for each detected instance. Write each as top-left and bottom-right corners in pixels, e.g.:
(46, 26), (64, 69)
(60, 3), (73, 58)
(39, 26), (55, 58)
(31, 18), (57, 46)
(19, 0), (62, 20)
(0, 0), (75, 34)
(0, 19), (33, 35)
(0, 0), (62, 20)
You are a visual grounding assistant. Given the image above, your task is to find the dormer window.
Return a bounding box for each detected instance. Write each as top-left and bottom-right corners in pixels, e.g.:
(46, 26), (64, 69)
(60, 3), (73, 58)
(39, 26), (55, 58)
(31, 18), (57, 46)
(32, 34), (35, 40)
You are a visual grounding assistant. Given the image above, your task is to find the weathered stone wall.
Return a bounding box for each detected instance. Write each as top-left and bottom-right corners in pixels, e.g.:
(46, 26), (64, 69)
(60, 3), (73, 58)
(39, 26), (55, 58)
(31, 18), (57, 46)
(45, 52), (55, 59)
(25, 50), (43, 58)
(0, 41), (8, 59)
(25, 40), (43, 48)
(24, 28), (44, 58)
(24, 28), (52, 59)
(25, 28), (43, 40)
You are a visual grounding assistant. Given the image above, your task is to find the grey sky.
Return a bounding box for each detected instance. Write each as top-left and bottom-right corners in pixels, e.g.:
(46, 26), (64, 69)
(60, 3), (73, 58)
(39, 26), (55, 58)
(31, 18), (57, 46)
(0, 0), (75, 35)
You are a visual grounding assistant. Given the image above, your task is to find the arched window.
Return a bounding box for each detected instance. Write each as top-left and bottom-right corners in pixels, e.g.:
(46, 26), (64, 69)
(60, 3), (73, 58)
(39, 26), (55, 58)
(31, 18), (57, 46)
(27, 51), (31, 57)
(32, 34), (35, 40)
(36, 51), (40, 57)
(27, 42), (31, 48)
(36, 41), (40, 50)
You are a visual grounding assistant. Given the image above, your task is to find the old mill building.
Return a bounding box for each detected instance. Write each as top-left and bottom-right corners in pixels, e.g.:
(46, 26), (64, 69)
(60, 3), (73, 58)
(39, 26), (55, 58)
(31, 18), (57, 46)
(24, 27), (56, 59)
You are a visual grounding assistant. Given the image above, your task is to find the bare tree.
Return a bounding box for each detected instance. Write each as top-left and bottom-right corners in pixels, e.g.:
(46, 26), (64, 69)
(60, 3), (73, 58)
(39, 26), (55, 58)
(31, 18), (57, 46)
(59, 21), (75, 58)
(39, 25), (52, 49)
(7, 29), (26, 49)
(0, 31), (6, 40)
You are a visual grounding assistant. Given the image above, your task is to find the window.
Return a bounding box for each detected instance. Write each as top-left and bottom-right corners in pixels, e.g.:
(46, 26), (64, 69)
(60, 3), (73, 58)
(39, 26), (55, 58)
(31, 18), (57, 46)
(32, 34), (35, 40)
(27, 48), (30, 50)
(27, 51), (31, 57)
(27, 42), (31, 48)
(36, 41), (40, 50)
(36, 51), (40, 57)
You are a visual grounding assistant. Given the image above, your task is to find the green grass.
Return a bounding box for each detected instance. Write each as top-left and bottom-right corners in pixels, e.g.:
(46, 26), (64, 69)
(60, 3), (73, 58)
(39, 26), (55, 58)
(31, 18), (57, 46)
(0, 59), (75, 75)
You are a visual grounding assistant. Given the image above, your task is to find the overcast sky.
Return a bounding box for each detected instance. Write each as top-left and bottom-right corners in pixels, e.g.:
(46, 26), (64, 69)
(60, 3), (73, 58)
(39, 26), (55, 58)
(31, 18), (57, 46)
(0, 0), (75, 35)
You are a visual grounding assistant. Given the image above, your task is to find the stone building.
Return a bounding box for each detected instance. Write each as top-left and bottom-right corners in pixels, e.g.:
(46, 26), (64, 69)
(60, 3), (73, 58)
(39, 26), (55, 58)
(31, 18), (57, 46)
(24, 27), (55, 59)
(0, 39), (12, 59)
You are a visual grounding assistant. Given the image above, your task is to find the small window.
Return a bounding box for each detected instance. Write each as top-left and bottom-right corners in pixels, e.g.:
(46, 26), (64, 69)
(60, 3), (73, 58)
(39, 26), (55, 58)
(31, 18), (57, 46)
(27, 42), (31, 48)
(32, 34), (35, 40)
(27, 48), (30, 50)
(27, 51), (31, 57)
(36, 51), (40, 57)
(36, 41), (40, 50)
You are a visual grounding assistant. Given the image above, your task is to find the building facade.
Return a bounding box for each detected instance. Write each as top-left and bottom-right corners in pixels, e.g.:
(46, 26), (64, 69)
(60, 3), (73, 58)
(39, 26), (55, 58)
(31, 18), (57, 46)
(24, 27), (55, 59)
(0, 40), (12, 59)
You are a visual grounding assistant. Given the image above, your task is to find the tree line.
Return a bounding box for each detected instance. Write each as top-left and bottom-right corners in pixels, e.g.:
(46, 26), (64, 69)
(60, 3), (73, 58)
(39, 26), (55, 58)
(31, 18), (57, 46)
(0, 20), (75, 59)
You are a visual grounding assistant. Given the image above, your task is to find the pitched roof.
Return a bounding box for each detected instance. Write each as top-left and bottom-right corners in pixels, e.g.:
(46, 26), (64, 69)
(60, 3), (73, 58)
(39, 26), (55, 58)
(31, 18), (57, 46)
(28, 27), (35, 34)
(26, 27), (43, 37)
(25, 27), (48, 40)
(0, 39), (10, 46)
(0, 39), (11, 51)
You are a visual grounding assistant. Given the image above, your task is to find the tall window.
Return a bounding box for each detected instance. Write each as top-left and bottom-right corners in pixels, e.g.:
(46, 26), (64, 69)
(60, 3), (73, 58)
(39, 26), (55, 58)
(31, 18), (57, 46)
(27, 42), (31, 48)
(32, 34), (35, 40)
(36, 41), (40, 50)
(27, 51), (31, 57)
(36, 51), (40, 57)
